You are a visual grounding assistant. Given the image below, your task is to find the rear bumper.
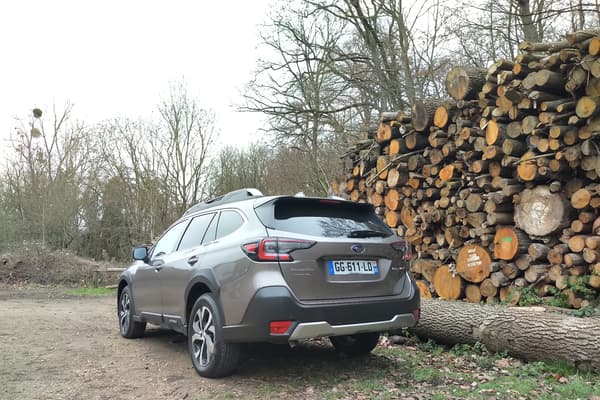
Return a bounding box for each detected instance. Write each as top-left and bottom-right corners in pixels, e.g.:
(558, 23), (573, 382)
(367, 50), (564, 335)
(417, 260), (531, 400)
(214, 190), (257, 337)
(289, 314), (417, 341)
(222, 283), (420, 344)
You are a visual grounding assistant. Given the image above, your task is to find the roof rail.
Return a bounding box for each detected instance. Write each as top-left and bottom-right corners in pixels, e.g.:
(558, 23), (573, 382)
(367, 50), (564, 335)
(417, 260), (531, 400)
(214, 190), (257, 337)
(183, 188), (264, 216)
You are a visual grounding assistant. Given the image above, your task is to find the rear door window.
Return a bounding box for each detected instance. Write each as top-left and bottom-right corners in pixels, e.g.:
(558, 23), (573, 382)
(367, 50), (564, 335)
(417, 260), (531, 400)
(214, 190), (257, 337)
(215, 210), (244, 239)
(177, 213), (215, 251)
(255, 198), (392, 238)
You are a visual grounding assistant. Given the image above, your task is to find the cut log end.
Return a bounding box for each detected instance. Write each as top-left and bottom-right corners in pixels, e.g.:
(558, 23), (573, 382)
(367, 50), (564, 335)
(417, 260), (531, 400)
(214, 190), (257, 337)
(445, 66), (486, 101)
(433, 265), (463, 300)
(457, 244), (492, 283)
(514, 186), (571, 236)
(576, 96), (600, 118)
(517, 150), (538, 182)
(433, 106), (450, 128)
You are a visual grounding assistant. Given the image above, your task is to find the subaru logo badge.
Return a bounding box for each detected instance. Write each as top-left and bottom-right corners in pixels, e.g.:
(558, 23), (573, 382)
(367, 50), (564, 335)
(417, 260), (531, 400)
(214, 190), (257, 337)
(351, 244), (364, 254)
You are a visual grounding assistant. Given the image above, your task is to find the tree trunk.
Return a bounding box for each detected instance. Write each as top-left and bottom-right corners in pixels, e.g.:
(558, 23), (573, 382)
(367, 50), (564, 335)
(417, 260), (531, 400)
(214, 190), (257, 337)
(415, 280), (433, 299)
(410, 299), (600, 370)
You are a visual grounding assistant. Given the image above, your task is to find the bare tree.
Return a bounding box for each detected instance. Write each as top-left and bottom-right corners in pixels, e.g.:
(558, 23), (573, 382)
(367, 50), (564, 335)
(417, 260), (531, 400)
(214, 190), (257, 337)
(154, 83), (215, 212)
(2, 105), (94, 248)
(243, 5), (364, 194)
(93, 118), (173, 258)
(308, 0), (415, 108)
(447, 0), (600, 65)
(208, 143), (272, 196)
(91, 82), (217, 259)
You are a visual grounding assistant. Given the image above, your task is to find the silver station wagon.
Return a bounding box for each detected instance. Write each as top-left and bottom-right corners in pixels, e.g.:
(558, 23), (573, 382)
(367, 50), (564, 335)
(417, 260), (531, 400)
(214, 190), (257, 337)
(117, 189), (419, 377)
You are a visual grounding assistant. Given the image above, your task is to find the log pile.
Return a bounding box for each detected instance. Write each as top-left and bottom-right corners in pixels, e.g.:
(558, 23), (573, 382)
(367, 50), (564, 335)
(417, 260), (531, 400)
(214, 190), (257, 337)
(338, 29), (600, 309)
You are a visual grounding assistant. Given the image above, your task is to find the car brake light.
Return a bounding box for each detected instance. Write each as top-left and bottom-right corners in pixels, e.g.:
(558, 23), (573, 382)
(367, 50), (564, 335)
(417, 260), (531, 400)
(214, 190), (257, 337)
(242, 238), (316, 262)
(319, 199), (342, 204)
(269, 320), (293, 335)
(392, 240), (412, 260)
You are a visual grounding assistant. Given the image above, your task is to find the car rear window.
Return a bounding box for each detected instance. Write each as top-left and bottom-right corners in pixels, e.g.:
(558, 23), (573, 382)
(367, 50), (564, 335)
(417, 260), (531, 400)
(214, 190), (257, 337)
(255, 197), (393, 238)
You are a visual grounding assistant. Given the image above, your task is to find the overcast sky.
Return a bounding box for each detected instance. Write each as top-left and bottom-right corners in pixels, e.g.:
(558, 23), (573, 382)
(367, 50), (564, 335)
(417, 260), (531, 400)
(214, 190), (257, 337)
(0, 0), (271, 150)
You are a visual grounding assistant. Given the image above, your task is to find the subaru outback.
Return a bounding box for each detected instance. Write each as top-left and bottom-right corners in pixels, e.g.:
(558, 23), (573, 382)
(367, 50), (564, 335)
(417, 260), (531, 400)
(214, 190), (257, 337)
(117, 188), (419, 378)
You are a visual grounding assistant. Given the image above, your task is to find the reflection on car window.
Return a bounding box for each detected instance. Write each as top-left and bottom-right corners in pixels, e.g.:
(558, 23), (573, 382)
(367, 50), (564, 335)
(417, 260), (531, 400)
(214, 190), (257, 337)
(178, 213), (215, 251)
(151, 221), (189, 258)
(216, 211), (244, 239)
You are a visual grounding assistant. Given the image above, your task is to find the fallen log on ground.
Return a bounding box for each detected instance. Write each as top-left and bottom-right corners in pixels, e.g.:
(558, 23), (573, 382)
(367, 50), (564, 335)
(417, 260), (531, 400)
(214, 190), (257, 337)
(410, 298), (600, 370)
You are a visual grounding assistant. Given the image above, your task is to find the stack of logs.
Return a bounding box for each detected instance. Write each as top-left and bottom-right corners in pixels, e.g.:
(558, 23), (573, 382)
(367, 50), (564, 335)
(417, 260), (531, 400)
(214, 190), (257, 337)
(339, 29), (600, 309)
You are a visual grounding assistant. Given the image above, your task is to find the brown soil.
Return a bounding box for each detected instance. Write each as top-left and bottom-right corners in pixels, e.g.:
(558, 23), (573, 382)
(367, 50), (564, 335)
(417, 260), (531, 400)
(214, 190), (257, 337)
(0, 250), (423, 400)
(0, 288), (418, 400)
(0, 247), (120, 287)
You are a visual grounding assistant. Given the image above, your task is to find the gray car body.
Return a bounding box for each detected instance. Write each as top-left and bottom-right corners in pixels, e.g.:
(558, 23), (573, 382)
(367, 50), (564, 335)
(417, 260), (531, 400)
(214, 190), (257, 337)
(118, 195), (419, 341)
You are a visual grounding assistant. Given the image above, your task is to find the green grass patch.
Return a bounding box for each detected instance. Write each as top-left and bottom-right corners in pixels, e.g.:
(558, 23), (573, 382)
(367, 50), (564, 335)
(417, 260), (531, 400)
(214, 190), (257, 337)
(373, 337), (600, 400)
(412, 366), (444, 383)
(65, 287), (116, 296)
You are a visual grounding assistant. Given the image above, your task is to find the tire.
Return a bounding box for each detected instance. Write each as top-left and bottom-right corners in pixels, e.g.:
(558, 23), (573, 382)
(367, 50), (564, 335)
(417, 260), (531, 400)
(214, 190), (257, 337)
(118, 286), (146, 338)
(188, 293), (240, 378)
(330, 332), (380, 356)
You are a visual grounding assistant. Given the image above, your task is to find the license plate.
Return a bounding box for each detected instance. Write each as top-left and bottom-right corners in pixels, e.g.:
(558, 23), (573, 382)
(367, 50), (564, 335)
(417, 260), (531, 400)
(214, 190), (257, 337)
(328, 260), (379, 275)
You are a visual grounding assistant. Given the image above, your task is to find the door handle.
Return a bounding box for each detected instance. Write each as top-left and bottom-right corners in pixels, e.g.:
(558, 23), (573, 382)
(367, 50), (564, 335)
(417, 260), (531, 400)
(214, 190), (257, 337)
(187, 256), (199, 266)
(151, 259), (164, 271)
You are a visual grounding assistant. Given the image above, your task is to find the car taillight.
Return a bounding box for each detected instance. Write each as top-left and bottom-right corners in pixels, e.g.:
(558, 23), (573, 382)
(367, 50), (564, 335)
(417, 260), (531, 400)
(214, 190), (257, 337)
(391, 240), (412, 261)
(242, 238), (316, 262)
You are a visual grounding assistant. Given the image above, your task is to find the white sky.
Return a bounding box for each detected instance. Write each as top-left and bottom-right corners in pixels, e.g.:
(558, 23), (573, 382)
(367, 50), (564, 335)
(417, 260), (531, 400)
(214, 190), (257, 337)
(0, 0), (271, 151)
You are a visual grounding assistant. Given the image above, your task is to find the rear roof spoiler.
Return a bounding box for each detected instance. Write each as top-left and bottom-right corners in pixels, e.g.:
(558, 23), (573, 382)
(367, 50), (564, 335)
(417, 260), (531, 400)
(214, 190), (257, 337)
(255, 196), (374, 212)
(184, 188), (263, 215)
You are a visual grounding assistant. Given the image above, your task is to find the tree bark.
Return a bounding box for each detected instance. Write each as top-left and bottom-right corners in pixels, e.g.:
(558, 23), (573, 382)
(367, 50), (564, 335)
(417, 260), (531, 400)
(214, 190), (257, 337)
(410, 299), (600, 370)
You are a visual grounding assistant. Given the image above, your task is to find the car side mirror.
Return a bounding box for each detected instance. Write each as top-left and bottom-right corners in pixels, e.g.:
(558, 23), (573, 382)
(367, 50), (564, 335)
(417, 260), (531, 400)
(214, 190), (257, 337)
(132, 246), (149, 261)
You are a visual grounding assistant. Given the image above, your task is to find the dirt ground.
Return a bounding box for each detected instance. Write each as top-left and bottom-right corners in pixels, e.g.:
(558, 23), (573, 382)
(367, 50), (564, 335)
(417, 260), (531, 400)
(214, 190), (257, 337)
(3, 287), (600, 400)
(0, 249), (423, 400)
(0, 287), (424, 400)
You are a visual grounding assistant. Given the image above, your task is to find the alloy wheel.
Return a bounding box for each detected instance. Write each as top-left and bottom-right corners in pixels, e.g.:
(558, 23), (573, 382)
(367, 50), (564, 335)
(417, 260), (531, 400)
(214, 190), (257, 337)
(191, 306), (216, 367)
(119, 291), (131, 335)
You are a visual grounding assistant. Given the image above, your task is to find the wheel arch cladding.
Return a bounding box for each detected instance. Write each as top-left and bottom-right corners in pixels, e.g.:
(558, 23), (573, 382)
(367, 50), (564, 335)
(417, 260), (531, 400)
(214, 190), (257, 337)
(117, 279), (129, 308)
(186, 280), (215, 324)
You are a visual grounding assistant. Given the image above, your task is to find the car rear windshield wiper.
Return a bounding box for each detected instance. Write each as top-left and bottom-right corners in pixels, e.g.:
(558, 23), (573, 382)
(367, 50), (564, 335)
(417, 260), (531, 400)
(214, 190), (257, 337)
(347, 230), (388, 238)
